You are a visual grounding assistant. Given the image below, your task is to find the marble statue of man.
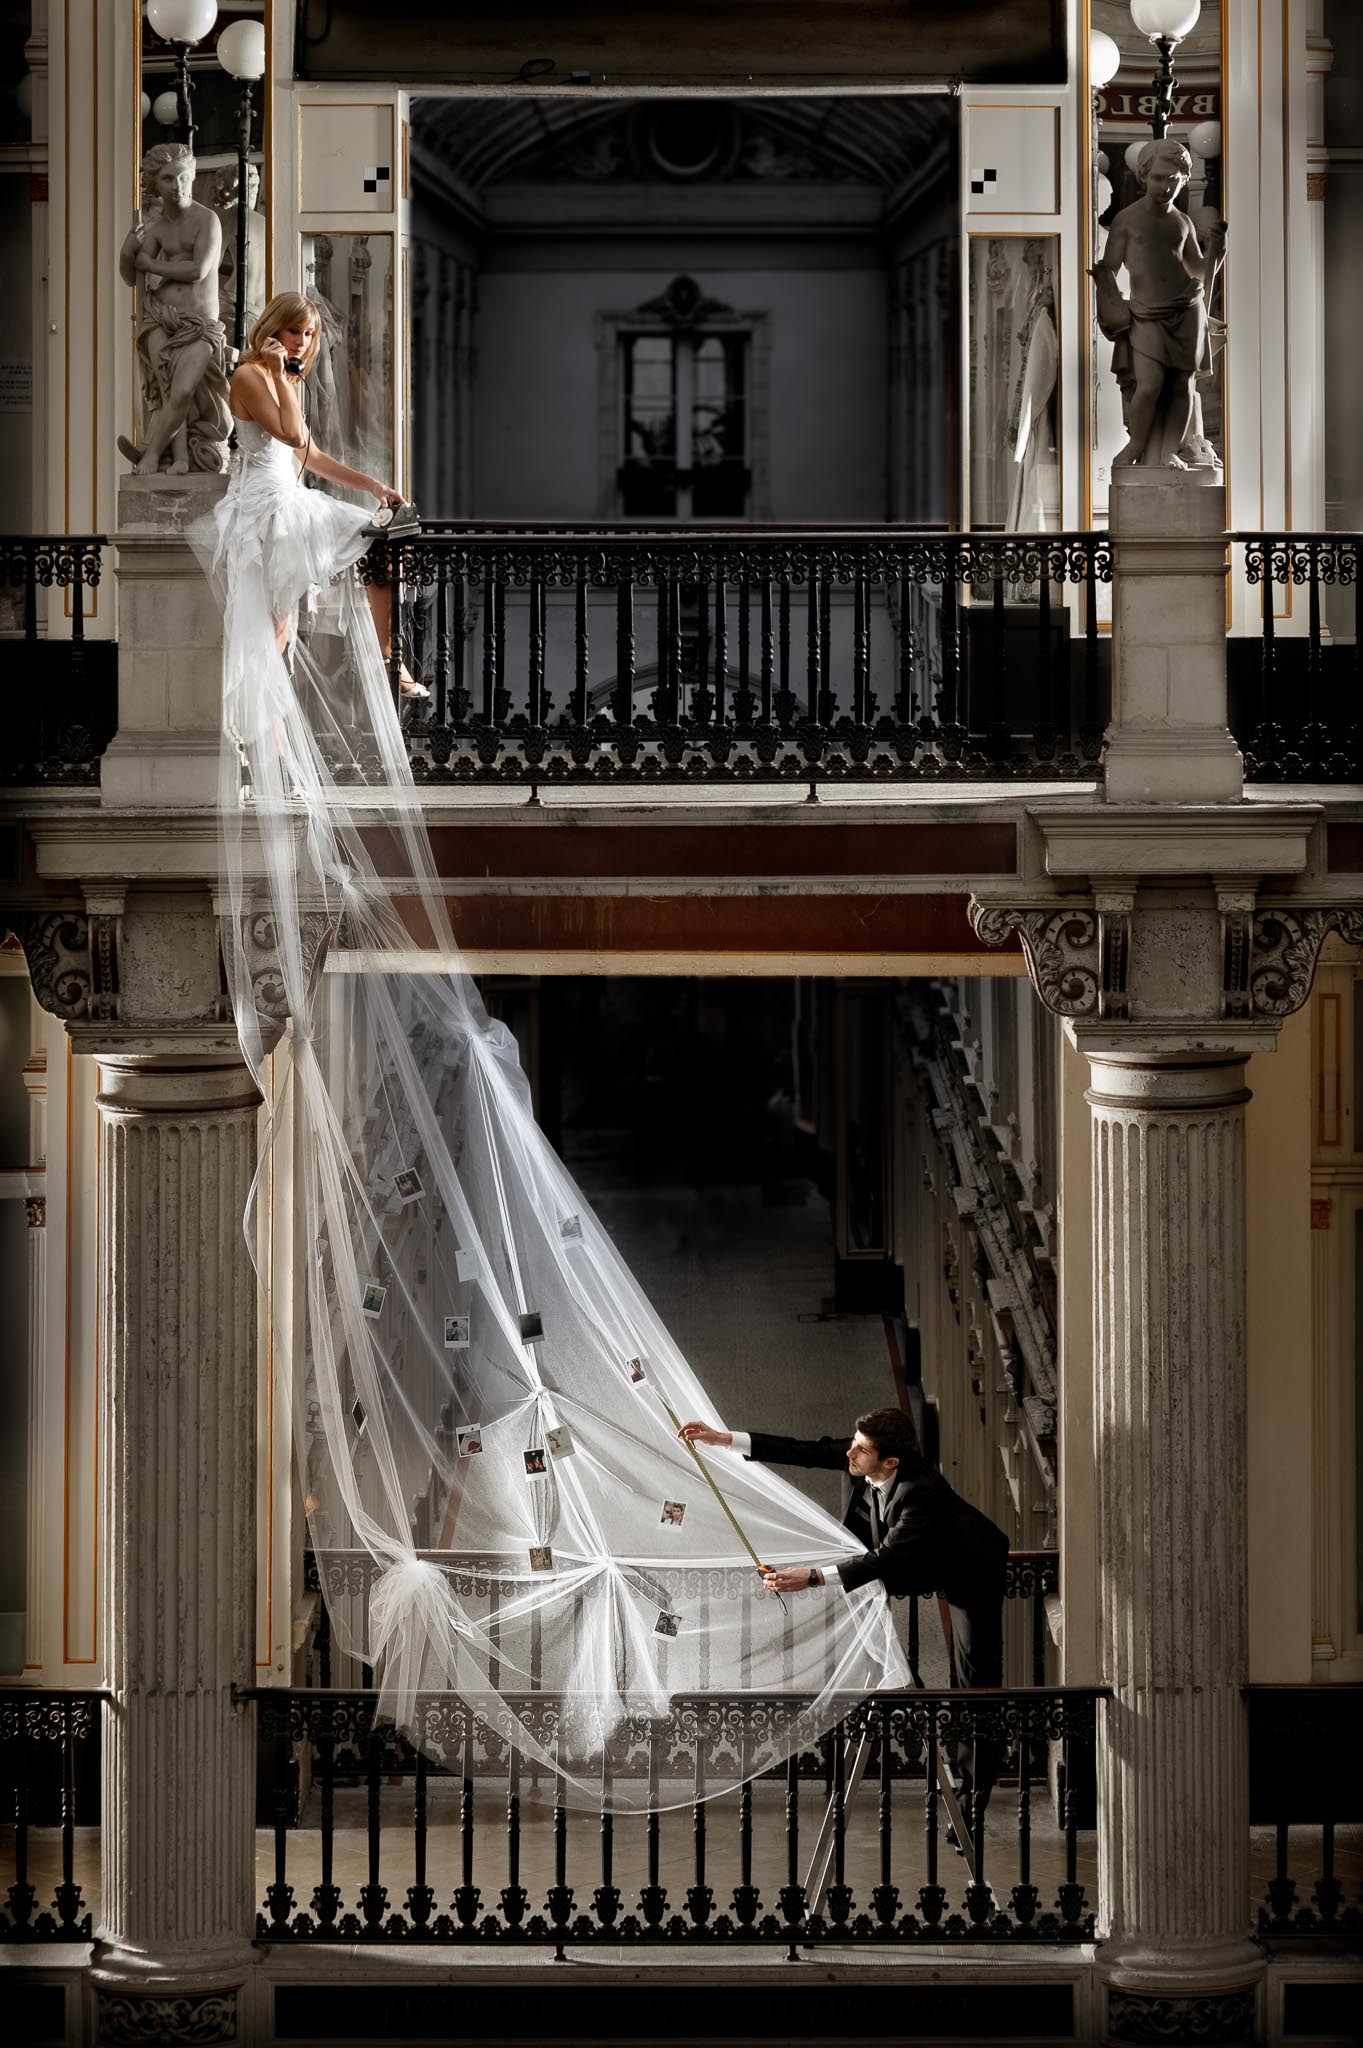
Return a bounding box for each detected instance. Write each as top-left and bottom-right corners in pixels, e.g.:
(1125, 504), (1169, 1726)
(215, 161), (267, 347)
(117, 142), (231, 476)
(1091, 137), (1227, 469)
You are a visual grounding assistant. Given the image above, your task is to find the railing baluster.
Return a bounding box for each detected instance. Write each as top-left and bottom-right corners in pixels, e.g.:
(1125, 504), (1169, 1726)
(714, 573), (727, 726)
(778, 580), (791, 723)
(853, 569), (869, 726)
(940, 556), (960, 734)
(641, 1721), (665, 1930)
(575, 567), (589, 726)
(454, 1709), (479, 1930)
(502, 1739), (527, 1932)
(11, 1710), (34, 1932)
(1083, 540), (1099, 731)
(595, 1739), (619, 1930)
(688, 1715), (711, 1929)
(1306, 540), (1322, 735)
(1037, 559), (1054, 740)
(433, 568), (450, 725)
(761, 579), (774, 724)
(409, 1749), (433, 1931)
(920, 1706), (945, 1929)
(528, 572), (545, 727)
(494, 575), (507, 721)
(314, 1726), (339, 1930)
(783, 1748), (802, 1961)
(387, 546), (404, 712)
(451, 572), (466, 719)
(615, 580), (634, 727)
(360, 1717), (387, 1929)
(873, 1699), (897, 1929)
(481, 572), (496, 723)
(549, 1748), (572, 1961)
(819, 572), (833, 724)
(265, 1722), (295, 1932)
(990, 553), (1007, 748)
(897, 573), (916, 723)
(806, 573), (819, 721)
(55, 1702), (79, 1933)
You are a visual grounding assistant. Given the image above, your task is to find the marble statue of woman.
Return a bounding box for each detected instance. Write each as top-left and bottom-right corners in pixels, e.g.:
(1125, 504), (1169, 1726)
(117, 142), (231, 476)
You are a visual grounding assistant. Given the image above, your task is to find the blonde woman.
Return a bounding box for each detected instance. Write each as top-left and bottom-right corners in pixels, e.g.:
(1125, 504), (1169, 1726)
(194, 291), (426, 696)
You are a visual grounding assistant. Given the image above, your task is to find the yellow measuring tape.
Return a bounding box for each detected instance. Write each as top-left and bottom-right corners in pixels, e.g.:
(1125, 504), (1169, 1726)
(652, 1387), (772, 1582)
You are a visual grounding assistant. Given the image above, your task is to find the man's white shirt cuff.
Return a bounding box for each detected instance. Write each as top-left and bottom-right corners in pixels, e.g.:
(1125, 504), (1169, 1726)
(728, 1430), (752, 1456)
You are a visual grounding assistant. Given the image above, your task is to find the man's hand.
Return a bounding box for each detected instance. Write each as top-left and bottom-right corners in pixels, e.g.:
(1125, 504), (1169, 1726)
(678, 1420), (732, 1449)
(762, 1566), (821, 1593)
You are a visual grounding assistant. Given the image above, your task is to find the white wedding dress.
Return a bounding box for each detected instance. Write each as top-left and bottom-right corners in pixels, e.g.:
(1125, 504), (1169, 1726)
(191, 413), (912, 1808)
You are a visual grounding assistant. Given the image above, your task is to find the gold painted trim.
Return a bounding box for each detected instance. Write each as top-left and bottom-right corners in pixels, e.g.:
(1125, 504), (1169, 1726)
(1318, 990), (1343, 1148)
(964, 229), (1062, 538)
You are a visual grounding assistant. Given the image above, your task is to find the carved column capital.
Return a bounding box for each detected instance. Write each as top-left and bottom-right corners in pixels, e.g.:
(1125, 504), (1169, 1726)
(216, 906), (337, 1038)
(968, 899), (1129, 1021)
(24, 1195), (46, 1229)
(1244, 906), (1363, 1019)
(972, 893), (1363, 1034)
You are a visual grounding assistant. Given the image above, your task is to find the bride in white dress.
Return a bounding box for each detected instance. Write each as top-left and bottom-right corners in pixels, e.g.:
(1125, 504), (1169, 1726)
(192, 290), (427, 736)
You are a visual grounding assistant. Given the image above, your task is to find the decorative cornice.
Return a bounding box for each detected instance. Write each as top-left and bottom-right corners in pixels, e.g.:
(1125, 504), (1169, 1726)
(94, 1989), (237, 2045)
(1108, 1986), (1255, 2045)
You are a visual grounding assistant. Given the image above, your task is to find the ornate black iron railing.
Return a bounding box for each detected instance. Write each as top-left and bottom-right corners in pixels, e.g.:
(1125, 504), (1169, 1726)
(0, 536), (115, 787)
(0, 1690), (104, 1941)
(1231, 534), (1361, 781)
(1247, 1684), (1363, 1945)
(359, 527), (1112, 789)
(246, 1684), (1103, 1952)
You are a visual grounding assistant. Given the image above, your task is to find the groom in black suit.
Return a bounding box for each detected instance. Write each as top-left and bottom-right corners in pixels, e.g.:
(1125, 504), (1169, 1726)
(679, 1404), (1010, 1805)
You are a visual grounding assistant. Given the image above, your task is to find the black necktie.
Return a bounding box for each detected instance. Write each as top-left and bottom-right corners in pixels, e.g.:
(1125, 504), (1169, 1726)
(867, 1483), (883, 1546)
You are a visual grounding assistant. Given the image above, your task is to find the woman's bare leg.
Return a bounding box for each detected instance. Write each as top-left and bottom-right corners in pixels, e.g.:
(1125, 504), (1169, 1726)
(363, 580), (427, 696)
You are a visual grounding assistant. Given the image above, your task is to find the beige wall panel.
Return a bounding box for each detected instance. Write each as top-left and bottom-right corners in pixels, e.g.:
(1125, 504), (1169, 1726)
(300, 103), (396, 215)
(966, 105), (1061, 216)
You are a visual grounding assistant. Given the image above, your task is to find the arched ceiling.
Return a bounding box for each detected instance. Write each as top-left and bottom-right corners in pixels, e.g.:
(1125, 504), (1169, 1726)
(414, 94), (952, 195)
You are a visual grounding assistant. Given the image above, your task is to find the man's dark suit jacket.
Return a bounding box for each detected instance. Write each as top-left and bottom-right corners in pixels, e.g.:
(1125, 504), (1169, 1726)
(745, 1431), (1009, 1607)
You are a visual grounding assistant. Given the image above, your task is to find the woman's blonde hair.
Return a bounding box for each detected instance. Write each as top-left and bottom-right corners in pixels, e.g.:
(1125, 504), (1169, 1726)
(239, 292), (321, 375)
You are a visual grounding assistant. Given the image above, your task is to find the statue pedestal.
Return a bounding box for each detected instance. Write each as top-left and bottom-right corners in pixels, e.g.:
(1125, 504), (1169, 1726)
(1103, 467), (1243, 806)
(102, 472), (229, 810)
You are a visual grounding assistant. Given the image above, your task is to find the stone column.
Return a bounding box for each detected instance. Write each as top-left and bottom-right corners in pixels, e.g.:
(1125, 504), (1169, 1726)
(1084, 1038), (1262, 2046)
(91, 1052), (261, 2043)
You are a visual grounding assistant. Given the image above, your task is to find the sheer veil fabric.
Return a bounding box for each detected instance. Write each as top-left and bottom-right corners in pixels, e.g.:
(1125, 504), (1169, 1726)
(193, 422), (910, 1809)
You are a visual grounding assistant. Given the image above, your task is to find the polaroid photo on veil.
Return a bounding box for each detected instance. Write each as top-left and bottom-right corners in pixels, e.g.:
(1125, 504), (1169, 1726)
(654, 1611), (680, 1639)
(546, 1424), (575, 1458)
(523, 1447), (547, 1478)
(659, 1500), (686, 1529)
(443, 1315), (470, 1350)
(559, 1214), (583, 1243)
(455, 1247), (480, 1283)
(394, 1167), (424, 1206)
(456, 1425), (483, 1458)
(361, 1282), (387, 1320)
(518, 1311), (544, 1344)
(529, 1545), (555, 1573)
(625, 1357), (647, 1386)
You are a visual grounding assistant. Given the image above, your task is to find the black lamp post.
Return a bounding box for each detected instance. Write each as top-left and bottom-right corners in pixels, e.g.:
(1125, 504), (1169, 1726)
(1129, 0), (1202, 141)
(145, 0), (219, 151)
(217, 19), (267, 358)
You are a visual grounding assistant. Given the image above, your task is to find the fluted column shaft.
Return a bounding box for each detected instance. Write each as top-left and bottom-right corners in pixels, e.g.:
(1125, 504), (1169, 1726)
(1088, 1050), (1262, 2035)
(97, 1055), (260, 1982)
